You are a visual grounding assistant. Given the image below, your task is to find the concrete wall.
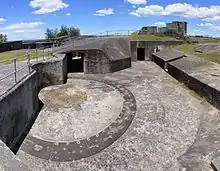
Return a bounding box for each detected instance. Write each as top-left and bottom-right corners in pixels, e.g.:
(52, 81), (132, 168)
(152, 49), (220, 110)
(68, 49), (131, 74)
(0, 54), (67, 154)
(0, 72), (42, 153)
(168, 60), (220, 110)
(32, 54), (68, 88)
(84, 50), (110, 74)
(130, 40), (183, 61)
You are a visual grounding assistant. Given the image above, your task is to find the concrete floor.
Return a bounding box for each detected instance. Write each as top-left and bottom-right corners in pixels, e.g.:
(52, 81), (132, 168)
(33, 79), (124, 141)
(17, 61), (219, 171)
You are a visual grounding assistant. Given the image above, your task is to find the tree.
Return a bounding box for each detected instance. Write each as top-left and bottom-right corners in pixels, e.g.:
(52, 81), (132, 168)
(69, 26), (80, 37)
(45, 28), (58, 40)
(56, 25), (69, 37)
(0, 34), (7, 43)
(45, 25), (81, 39)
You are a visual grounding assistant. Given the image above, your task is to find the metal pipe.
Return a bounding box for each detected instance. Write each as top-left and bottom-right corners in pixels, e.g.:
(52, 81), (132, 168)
(13, 59), (17, 83)
(36, 48), (38, 62)
(27, 54), (31, 73)
(43, 49), (45, 60)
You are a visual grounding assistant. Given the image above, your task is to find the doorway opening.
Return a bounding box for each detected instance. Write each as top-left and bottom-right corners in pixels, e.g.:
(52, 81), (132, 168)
(67, 52), (84, 73)
(137, 48), (145, 61)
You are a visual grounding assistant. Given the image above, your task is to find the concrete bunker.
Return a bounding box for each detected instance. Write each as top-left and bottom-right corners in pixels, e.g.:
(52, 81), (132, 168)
(131, 40), (183, 61)
(67, 51), (85, 73)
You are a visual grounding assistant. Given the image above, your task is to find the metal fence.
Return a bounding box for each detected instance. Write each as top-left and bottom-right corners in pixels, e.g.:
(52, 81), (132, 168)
(0, 46), (54, 96)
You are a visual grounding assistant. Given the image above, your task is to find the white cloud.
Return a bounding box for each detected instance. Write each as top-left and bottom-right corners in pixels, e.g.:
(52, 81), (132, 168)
(132, 5), (136, 8)
(130, 11), (140, 17)
(0, 18), (6, 23)
(66, 13), (71, 16)
(0, 22), (46, 40)
(29, 0), (69, 14)
(94, 8), (114, 16)
(130, 3), (220, 21)
(154, 21), (166, 27)
(8, 29), (45, 40)
(125, 0), (147, 5)
(13, 29), (43, 33)
(4, 22), (45, 30)
(198, 23), (220, 31)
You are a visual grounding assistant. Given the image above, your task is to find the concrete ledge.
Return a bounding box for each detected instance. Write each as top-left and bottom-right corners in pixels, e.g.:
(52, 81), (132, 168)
(0, 140), (30, 170)
(152, 48), (185, 69)
(168, 55), (220, 110)
(212, 157), (220, 171)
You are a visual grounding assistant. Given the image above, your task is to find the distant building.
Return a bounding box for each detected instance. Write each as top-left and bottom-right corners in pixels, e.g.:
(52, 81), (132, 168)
(138, 21), (188, 37)
(158, 27), (168, 34)
(0, 41), (22, 53)
(166, 21), (187, 36)
(139, 26), (158, 35)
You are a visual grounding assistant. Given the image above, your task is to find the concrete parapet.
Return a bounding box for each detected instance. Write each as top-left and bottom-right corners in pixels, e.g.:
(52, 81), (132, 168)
(0, 54), (68, 169)
(168, 56), (220, 110)
(152, 48), (185, 69)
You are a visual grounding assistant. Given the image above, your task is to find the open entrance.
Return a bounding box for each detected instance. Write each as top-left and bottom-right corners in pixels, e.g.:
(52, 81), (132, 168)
(137, 48), (145, 61)
(67, 52), (84, 73)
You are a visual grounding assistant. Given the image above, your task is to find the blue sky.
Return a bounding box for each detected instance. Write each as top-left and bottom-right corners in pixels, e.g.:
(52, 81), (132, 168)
(1, 0), (220, 40)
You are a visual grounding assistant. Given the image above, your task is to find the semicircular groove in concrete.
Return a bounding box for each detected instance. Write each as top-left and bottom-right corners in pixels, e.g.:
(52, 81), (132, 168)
(21, 77), (137, 162)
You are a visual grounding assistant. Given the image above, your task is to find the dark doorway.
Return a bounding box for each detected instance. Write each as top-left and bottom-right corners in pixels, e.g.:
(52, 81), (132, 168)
(137, 48), (145, 61)
(67, 52), (84, 73)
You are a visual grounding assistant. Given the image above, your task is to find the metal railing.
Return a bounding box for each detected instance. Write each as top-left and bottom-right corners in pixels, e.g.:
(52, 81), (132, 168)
(0, 45), (54, 96)
(54, 29), (138, 51)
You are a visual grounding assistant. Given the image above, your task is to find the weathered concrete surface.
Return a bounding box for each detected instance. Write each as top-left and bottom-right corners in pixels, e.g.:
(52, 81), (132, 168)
(153, 48), (185, 62)
(168, 54), (220, 109)
(195, 43), (220, 53)
(17, 61), (218, 170)
(0, 72), (41, 152)
(0, 140), (30, 171)
(33, 79), (124, 141)
(212, 157), (220, 170)
(55, 37), (131, 74)
(130, 40), (183, 61)
(0, 54), (68, 153)
(54, 37), (130, 61)
(153, 48), (185, 69)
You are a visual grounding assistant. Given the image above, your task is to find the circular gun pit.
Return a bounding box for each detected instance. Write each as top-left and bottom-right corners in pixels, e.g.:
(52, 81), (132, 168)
(22, 78), (136, 161)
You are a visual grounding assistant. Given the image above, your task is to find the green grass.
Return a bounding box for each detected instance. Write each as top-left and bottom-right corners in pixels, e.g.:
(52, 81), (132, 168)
(188, 36), (220, 43)
(0, 50), (49, 64)
(129, 34), (176, 41)
(197, 53), (220, 64)
(174, 43), (195, 54)
(174, 43), (220, 64)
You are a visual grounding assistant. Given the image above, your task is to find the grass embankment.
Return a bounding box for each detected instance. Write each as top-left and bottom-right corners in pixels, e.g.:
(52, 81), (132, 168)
(129, 34), (176, 41)
(0, 49), (48, 64)
(174, 43), (220, 64)
(188, 36), (220, 43)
